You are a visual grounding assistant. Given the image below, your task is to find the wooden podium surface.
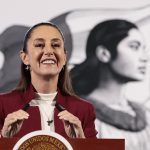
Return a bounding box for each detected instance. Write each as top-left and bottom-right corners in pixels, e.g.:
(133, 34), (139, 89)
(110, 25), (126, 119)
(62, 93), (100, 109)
(0, 138), (124, 150)
(69, 138), (124, 150)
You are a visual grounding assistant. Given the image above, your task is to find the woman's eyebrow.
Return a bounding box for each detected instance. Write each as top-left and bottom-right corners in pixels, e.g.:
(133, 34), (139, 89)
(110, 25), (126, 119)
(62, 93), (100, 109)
(129, 40), (141, 46)
(33, 38), (45, 43)
(33, 38), (62, 44)
(34, 38), (61, 42)
(51, 38), (61, 42)
(34, 38), (45, 42)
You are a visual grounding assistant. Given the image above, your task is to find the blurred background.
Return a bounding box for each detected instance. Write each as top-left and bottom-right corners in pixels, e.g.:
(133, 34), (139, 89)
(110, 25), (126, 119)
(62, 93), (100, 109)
(1, 1), (150, 149)
(0, 0), (150, 105)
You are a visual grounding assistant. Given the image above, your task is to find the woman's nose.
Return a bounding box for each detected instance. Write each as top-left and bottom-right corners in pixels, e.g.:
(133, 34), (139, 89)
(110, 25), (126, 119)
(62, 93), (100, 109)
(140, 50), (149, 62)
(44, 46), (53, 55)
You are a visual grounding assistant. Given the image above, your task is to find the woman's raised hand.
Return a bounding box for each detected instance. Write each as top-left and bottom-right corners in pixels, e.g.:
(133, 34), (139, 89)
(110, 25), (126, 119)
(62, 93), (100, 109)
(1, 109), (29, 137)
(58, 110), (85, 138)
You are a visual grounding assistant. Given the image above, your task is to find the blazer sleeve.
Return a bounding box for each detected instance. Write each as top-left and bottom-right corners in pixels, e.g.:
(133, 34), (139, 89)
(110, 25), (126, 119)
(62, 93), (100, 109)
(82, 103), (98, 138)
(0, 96), (5, 130)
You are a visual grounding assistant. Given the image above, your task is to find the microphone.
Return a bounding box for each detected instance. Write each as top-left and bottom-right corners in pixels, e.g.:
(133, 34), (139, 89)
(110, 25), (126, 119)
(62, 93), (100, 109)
(23, 103), (30, 111)
(55, 103), (65, 112)
(55, 103), (76, 138)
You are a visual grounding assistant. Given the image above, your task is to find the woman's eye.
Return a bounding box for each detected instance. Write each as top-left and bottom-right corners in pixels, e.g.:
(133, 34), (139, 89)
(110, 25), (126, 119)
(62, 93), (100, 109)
(128, 41), (141, 51)
(35, 43), (44, 48)
(52, 43), (61, 48)
(129, 44), (139, 50)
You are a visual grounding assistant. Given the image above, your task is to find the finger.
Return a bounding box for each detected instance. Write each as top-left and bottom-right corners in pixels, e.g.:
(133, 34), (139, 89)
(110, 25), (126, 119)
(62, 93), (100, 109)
(58, 110), (76, 120)
(59, 114), (80, 125)
(15, 113), (29, 120)
(15, 109), (29, 119)
(58, 110), (82, 131)
(57, 110), (69, 116)
(10, 110), (29, 120)
(4, 117), (18, 128)
(4, 110), (29, 128)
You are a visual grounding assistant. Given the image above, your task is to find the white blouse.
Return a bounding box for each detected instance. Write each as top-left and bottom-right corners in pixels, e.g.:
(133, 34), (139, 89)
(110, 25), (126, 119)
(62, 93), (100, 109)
(29, 92), (57, 131)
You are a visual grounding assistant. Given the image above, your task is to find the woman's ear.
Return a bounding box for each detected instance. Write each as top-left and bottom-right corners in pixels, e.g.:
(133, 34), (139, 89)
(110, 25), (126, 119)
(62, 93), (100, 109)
(96, 46), (111, 63)
(63, 51), (67, 66)
(20, 50), (29, 65)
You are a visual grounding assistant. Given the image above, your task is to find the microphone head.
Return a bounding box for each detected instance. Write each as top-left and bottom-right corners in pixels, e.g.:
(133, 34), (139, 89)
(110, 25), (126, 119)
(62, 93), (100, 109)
(55, 103), (65, 112)
(23, 103), (30, 111)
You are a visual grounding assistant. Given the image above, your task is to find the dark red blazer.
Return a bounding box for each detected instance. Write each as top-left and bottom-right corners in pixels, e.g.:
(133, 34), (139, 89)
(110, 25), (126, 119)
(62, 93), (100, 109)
(0, 84), (97, 138)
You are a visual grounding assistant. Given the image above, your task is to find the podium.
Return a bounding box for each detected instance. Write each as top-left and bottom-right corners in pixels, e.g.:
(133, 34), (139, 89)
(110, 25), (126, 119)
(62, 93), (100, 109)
(0, 138), (124, 150)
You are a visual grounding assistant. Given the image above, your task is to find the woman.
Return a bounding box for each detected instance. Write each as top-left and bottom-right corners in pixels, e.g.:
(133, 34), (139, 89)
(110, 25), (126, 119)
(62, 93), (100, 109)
(0, 22), (97, 138)
(71, 19), (150, 149)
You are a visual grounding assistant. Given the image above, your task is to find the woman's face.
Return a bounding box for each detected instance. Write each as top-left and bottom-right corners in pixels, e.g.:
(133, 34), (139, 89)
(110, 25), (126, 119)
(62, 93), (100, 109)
(110, 28), (148, 81)
(23, 25), (66, 79)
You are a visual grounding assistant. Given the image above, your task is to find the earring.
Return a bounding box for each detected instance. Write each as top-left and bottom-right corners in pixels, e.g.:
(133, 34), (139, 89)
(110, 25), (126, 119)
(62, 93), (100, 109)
(62, 65), (65, 70)
(25, 65), (30, 71)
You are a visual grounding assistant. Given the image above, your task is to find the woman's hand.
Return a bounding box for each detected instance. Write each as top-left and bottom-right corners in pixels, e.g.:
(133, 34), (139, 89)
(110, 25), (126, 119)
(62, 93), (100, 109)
(1, 109), (29, 137)
(58, 110), (85, 138)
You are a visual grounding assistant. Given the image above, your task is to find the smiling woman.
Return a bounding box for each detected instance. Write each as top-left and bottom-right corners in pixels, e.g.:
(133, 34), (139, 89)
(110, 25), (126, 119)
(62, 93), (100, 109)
(0, 22), (97, 139)
(19, 24), (66, 91)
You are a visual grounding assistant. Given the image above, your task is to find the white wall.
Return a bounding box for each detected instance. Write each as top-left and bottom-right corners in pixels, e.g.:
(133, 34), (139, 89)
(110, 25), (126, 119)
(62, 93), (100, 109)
(0, 0), (150, 33)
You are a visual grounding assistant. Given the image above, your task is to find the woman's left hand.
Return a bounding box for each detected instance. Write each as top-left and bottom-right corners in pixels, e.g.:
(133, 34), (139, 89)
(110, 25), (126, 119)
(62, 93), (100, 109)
(58, 110), (85, 138)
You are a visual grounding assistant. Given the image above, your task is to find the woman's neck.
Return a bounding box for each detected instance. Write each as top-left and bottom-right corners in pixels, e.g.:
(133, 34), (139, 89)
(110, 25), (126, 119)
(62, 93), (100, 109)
(89, 72), (127, 105)
(31, 75), (58, 94)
